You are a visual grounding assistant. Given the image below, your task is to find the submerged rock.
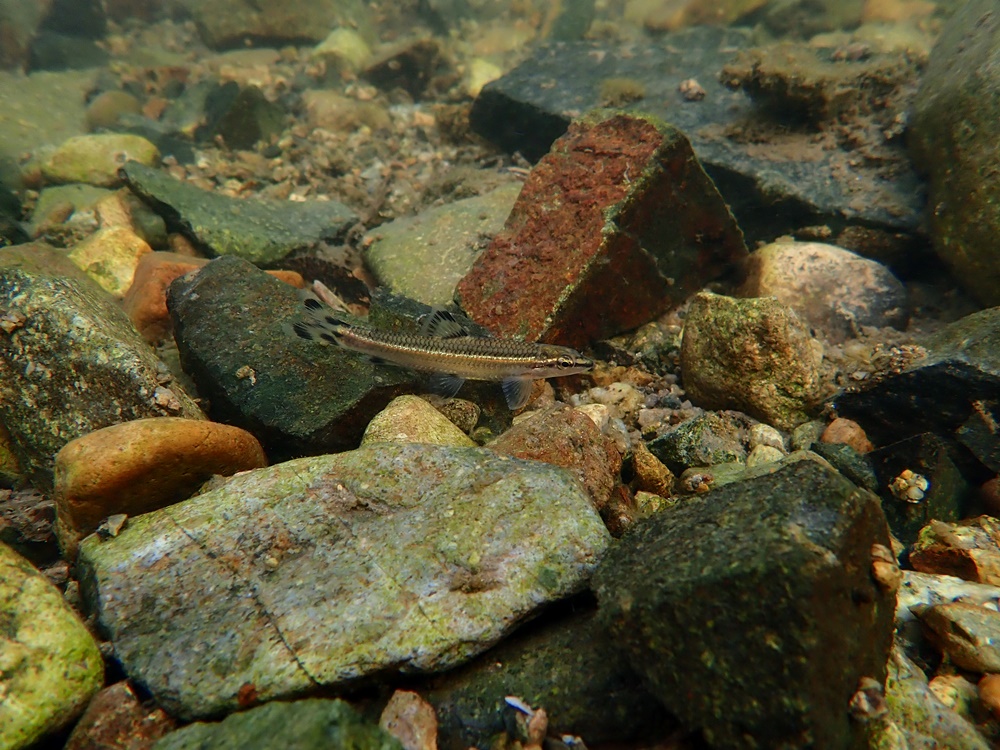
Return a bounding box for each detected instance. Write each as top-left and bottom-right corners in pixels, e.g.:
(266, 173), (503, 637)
(361, 395), (476, 448)
(152, 698), (399, 750)
(0, 542), (104, 750)
(0, 244), (202, 489)
(909, 0), (1000, 306)
(41, 134), (160, 188)
(593, 459), (895, 748)
(680, 292), (824, 430)
(470, 27), (922, 244)
(54, 417), (268, 557)
(423, 607), (673, 750)
(834, 307), (1000, 450)
(167, 256), (415, 459)
(78, 443), (610, 719)
(456, 110), (746, 348)
(364, 183), (521, 307)
(120, 161), (357, 265)
(737, 239), (909, 343)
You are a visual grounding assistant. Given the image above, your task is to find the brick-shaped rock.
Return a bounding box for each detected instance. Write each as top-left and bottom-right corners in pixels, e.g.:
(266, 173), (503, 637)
(455, 111), (746, 347)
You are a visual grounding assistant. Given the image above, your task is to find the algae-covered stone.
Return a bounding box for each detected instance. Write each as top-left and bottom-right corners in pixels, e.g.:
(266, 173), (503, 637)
(153, 698), (400, 750)
(456, 110), (746, 348)
(121, 161), (357, 265)
(680, 292), (823, 430)
(364, 183), (521, 307)
(0, 244), (203, 489)
(879, 644), (991, 750)
(593, 459), (895, 748)
(79, 443), (611, 719)
(424, 608), (673, 750)
(42, 133), (159, 188)
(362, 395), (476, 448)
(167, 256), (416, 458)
(0, 542), (104, 750)
(909, 0), (1000, 306)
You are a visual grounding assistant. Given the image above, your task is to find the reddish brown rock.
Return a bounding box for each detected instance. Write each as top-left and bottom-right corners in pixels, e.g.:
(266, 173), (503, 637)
(487, 404), (621, 514)
(64, 681), (175, 750)
(455, 111), (746, 348)
(909, 517), (1000, 586)
(123, 252), (304, 342)
(821, 417), (874, 453)
(54, 417), (268, 557)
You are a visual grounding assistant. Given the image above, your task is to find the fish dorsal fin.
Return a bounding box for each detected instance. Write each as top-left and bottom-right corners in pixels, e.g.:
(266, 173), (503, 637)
(421, 309), (470, 339)
(502, 378), (535, 410)
(428, 372), (466, 399)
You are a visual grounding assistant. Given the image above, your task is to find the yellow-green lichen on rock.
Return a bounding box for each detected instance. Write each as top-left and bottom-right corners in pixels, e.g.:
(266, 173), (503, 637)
(0, 542), (104, 750)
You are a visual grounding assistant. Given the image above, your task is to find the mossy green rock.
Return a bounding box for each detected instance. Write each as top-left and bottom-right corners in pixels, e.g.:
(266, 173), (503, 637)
(423, 608), (673, 750)
(0, 542), (104, 750)
(154, 698), (400, 750)
(41, 133), (159, 188)
(122, 161), (356, 265)
(909, 0), (1000, 306)
(0, 244), (203, 489)
(680, 292), (823, 430)
(593, 460), (895, 749)
(79, 443), (610, 719)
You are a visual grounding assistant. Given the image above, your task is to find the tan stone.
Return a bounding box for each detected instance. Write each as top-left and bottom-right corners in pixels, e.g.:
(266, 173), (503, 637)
(978, 673), (1000, 721)
(362, 395), (476, 448)
(54, 417), (267, 556)
(379, 690), (438, 750)
(41, 133), (159, 188)
(68, 226), (153, 298)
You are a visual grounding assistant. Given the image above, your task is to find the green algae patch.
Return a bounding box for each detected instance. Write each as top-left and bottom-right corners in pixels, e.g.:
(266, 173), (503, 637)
(121, 161), (356, 265)
(79, 443), (610, 720)
(0, 542), (103, 750)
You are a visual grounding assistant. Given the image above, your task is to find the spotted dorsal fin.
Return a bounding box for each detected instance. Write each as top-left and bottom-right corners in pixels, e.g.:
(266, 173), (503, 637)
(420, 309), (470, 339)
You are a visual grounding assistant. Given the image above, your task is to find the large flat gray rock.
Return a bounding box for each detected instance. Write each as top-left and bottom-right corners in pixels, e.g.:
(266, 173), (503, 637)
(79, 443), (610, 719)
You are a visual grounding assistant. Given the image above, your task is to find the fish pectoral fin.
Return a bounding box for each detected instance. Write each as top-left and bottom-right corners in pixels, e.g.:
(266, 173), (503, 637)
(420, 308), (471, 339)
(428, 373), (466, 398)
(502, 378), (535, 410)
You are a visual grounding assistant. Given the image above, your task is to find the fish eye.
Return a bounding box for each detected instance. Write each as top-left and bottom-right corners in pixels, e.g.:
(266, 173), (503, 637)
(558, 356), (574, 369)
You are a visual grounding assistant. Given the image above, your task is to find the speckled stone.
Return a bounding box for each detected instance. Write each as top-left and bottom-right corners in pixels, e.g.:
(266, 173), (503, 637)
(680, 292), (823, 430)
(593, 459), (895, 748)
(0, 244), (203, 489)
(67, 226), (152, 298)
(79, 443), (610, 719)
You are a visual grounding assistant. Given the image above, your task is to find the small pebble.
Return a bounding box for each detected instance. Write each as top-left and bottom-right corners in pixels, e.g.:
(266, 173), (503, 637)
(821, 417), (874, 454)
(745, 444), (785, 469)
(748, 423), (786, 453)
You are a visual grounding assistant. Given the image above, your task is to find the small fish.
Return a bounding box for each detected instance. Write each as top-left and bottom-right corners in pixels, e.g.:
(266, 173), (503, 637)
(291, 296), (593, 410)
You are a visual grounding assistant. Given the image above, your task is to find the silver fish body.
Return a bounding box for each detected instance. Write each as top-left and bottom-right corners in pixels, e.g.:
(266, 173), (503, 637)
(291, 297), (593, 409)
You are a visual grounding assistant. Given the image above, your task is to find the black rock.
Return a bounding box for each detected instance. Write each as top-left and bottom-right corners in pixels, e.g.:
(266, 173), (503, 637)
(167, 257), (416, 460)
(592, 458), (895, 749)
(197, 81), (285, 150)
(422, 604), (674, 750)
(27, 32), (109, 72)
(867, 432), (972, 547)
(469, 27), (923, 245)
(834, 307), (1000, 458)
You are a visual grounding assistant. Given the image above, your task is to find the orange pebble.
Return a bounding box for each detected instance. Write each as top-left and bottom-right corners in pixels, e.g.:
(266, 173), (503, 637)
(821, 417), (874, 453)
(978, 673), (1000, 720)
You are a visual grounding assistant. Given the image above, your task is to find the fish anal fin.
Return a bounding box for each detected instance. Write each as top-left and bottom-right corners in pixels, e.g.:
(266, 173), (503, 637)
(421, 308), (470, 339)
(428, 372), (465, 399)
(502, 378), (535, 410)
